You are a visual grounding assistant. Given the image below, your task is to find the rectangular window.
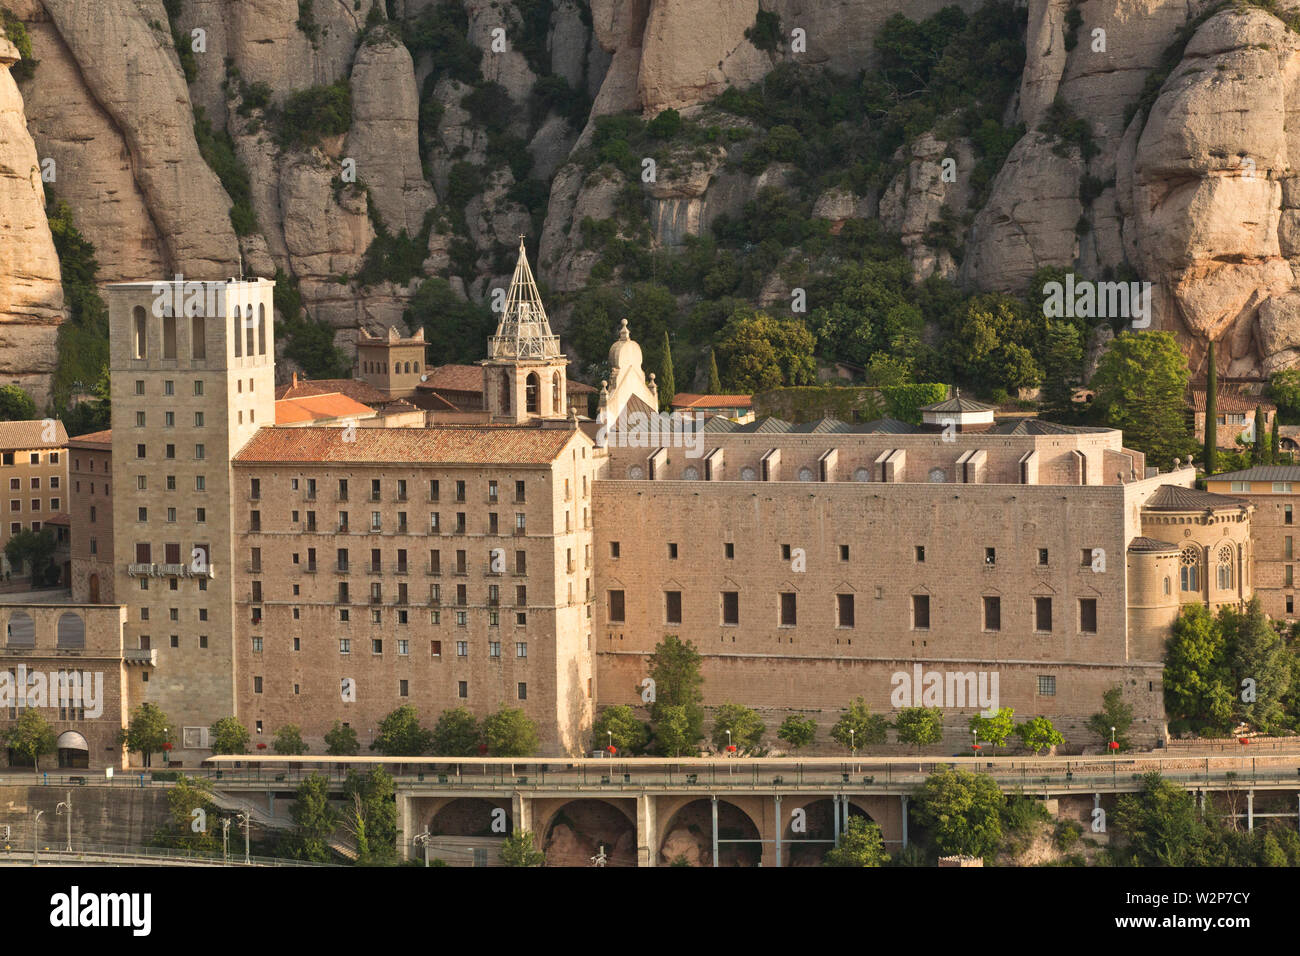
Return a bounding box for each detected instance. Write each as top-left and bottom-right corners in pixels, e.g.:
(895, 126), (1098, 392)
(780, 592), (797, 626)
(665, 590), (682, 624)
(516, 642), (527, 658)
(837, 594), (854, 627)
(1286, 504), (1294, 525)
(253, 676), (263, 694)
(399, 679), (409, 697)
(912, 594), (930, 629)
(515, 480), (525, 502)
(518, 682), (527, 701)
(489, 641), (501, 659)
(915, 545), (925, 563)
(725, 542), (735, 559)
(1079, 598), (1098, 633)
(339, 639), (350, 654)
(431, 640), (442, 657)
(668, 542), (678, 559)
(610, 541), (620, 558)
(456, 641), (468, 657)
(983, 596), (1001, 631)
(458, 681), (468, 699)
(722, 591), (739, 626)
(608, 589), (625, 623)
(515, 550), (526, 574)
(1035, 596), (1053, 632)
(984, 547), (996, 566)
(1038, 548), (1049, 566)
(1276, 483), (1295, 493)
(1288, 537), (1294, 561)
(1037, 676), (1057, 696)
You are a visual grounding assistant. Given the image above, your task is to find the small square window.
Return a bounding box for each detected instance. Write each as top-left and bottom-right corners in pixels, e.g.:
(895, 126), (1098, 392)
(1037, 676), (1057, 696)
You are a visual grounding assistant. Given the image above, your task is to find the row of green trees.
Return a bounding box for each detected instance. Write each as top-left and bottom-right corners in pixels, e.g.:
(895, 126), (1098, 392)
(116, 702), (543, 764)
(589, 635), (1122, 758)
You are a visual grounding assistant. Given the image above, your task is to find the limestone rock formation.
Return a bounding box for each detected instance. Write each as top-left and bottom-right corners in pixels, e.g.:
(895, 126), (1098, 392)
(347, 31), (436, 237)
(0, 29), (61, 406)
(39, 0), (239, 277)
(879, 133), (974, 280)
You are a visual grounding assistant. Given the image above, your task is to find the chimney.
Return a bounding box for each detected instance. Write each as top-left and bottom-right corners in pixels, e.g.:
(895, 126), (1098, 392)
(292, 371), (298, 388)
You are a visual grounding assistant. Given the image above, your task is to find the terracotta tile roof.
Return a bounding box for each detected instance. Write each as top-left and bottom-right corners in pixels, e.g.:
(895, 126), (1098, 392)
(275, 377), (390, 405)
(1206, 465), (1300, 482)
(419, 364), (483, 393)
(1188, 384), (1275, 414)
(68, 429), (112, 447)
(671, 393), (753, 409)
(1143, 484), (1249, 512)
(234, 424), (579, 465)
(419, 364), (594, 396)
(0, 419), (68, 449)
(45, 513), (70, 526)
(1128, 536), (1180, 552)
(274, 393), (376, 425)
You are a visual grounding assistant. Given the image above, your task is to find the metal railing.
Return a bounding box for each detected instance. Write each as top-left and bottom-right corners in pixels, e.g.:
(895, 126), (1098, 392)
(4, 841), (334, 867)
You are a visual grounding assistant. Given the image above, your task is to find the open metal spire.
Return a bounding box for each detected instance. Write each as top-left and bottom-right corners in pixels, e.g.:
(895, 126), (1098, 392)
(487, 237), (561, 361)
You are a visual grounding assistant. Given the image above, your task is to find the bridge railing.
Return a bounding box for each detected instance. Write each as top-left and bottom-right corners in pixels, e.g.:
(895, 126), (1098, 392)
(5, 841), (333, 867)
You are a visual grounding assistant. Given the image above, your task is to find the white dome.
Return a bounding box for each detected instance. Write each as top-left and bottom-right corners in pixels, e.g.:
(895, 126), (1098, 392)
(608, 318), (643, 371)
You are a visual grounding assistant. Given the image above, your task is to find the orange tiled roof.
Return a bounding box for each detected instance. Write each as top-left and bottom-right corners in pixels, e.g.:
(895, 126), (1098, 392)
(275, 377), (390, 405)
(235, 424), (579, 465)
(418, 365), (595, 395)
(670, 393), (753, 409)
(1188, 384), (1275, 415)
(274, 393), (376, 424)
(419, 364), (483, 393)
(0, 419), (68, 449)
(68, 429), (112, 447)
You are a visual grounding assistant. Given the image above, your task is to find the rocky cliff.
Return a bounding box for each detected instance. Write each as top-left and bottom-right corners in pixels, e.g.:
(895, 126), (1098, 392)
(1, 0), (1299, 403)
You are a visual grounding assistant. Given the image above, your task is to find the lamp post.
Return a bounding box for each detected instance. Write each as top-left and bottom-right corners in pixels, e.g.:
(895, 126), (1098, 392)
(56, 792), (72, 852)
(162, 727), (169, 767)
(32, 809), (44, 866)
(1111, 726), (1118, 786)
(237, 810), (251, 864)
(607, 730), (613, 759)
(221, 817), (230, 865)
(414, 828), (431, 867)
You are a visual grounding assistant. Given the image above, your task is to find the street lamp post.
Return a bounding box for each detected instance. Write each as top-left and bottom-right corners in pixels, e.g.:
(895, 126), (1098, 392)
(849, 728), (856, 771)
(221, 817), (230, 865)
(1111, 726), (1117, 787)
(607, 730), (613, 759)
(32, 809), (44, 866)
(56, 792), (72, 852)
(414, 828), (431, 867)
(237, 810), (251, 864)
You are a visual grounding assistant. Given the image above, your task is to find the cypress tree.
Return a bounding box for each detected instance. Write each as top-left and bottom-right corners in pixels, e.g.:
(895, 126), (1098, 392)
(659, 330), (675, 411)
(707, 349), (722, 394)
(1204, 341), (1217, 474)
(1271, 413), (1281, 464)
(1254, 405), (1267, 465)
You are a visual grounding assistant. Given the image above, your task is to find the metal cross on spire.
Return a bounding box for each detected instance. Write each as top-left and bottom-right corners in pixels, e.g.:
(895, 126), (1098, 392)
(487, 236), (561, 361)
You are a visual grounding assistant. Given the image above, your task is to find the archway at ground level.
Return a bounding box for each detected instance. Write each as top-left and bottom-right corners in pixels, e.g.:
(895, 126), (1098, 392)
(56, 731), (89, 769)
(658, 798), (761, 867)
(782, 799), (874, 866)
(542, 799), (637, 866)
(428, 797), (512, 838)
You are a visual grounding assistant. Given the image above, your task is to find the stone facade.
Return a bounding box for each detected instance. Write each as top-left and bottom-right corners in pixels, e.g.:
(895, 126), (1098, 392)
(106, 278), (276, 764)
(0, 419), (69, 577)
(67, 430), (113, 605)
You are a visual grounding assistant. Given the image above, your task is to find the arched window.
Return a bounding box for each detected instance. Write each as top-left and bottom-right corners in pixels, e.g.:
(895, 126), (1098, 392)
(404, 362), (411, 374)
(133, 306), (147, 359)
(192, 315), (206, 359)
(1163, 576), (1171, 596)
(394, 361), (401, 374)
(413, 362), (420, 373)
(245, 309), (256, 357)
(233, 307), (243, 357)
(501, 369), (511, 413)
(552, 372), (561, 412)
(1180, 547), (1200, 593)
(526, 373), (539, 414)
(56, 612), (85, 649)
(928, 467), (946, 483)
(6, 611), (34, 647)
(163, 314), (177, 359)
(257, 304), (267, 356)
(1217, 545), (1234, 590)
